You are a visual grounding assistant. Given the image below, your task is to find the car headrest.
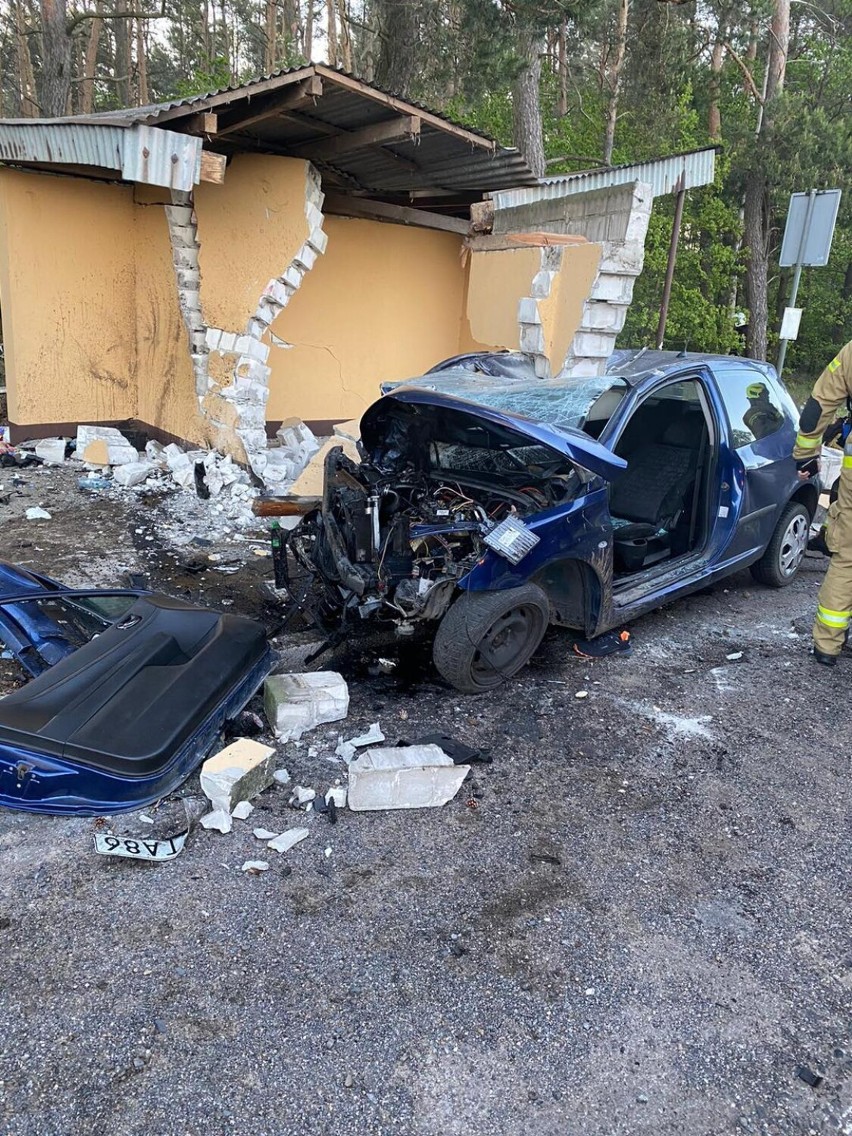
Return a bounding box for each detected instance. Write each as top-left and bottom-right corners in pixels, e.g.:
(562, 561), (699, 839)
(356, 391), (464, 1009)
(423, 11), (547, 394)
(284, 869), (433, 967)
(661, 417), (700, 447)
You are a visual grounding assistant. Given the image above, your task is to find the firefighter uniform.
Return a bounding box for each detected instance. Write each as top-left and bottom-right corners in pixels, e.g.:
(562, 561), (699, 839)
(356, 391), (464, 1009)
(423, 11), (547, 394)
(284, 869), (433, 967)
(793, 340), (852, 658)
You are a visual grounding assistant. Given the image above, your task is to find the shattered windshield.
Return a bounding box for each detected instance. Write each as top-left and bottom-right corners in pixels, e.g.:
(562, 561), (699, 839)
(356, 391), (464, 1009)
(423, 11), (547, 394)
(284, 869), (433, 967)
(392, 370), (628, 434)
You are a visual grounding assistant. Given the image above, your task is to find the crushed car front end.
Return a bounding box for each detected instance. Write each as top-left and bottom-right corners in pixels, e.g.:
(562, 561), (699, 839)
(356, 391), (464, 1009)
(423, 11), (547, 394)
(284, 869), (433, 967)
(284, 388), (626, 666)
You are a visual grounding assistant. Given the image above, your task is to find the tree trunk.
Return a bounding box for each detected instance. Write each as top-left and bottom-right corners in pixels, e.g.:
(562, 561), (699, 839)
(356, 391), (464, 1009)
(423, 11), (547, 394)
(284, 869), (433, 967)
(708, 37), (724, 140)
(603, 0), (629, 165)
(374, 0), (418, 95)
(264, 0), (277, 72)
(136, 17), (148, 104)
(336, 0), (352, 71)
(326, 0), (337, 66)
(765, 0), (789, 103)
(38, 0), (72, 116)
(113, 0), (132, 108)
(744, 169), (769, 360)
(304, 0), (314, 60)
(78, 3), (102, 113)
(14, 0), (38, 116)
(556, 20), (568, 117)
(513, 26), (546, 179)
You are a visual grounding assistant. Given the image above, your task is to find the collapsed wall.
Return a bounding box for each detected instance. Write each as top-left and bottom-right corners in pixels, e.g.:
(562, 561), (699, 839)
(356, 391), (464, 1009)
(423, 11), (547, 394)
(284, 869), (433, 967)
(491, 181), (653, 377)
(163, 159), (327, 490)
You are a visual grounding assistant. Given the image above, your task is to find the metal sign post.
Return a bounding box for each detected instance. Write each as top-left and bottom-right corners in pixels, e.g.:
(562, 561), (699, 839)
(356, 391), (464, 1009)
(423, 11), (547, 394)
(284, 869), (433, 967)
(776, 188), (841, 375)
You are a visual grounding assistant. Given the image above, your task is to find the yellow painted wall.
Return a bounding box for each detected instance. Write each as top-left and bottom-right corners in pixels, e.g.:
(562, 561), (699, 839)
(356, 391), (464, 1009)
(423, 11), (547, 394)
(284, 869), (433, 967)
(135, 203), (203, 443)
(266, 215), (490, 422)
(0, 169), (136, 425)
(194, 154), (312, 333)
(538, 242), (602, 371)
(465, 247), (541, 351)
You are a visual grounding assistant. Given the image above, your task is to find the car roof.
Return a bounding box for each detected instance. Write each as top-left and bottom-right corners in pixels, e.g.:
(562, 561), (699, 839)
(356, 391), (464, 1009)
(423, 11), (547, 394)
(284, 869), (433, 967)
(606, 348), (777, 385)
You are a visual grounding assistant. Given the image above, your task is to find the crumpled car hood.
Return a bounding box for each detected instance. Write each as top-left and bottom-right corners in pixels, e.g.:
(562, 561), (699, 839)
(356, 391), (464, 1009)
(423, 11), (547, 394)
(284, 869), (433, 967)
(361, 387), (627, 482)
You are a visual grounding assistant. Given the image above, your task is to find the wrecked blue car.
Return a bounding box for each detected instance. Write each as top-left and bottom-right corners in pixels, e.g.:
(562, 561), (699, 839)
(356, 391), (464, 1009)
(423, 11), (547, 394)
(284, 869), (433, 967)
(0, 563), (271, 815)
(288, 349), (815, 693)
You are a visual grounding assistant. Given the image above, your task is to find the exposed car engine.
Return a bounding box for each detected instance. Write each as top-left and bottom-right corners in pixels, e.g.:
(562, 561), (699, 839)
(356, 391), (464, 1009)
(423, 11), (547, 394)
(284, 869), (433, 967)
(289, 444), (573, 631)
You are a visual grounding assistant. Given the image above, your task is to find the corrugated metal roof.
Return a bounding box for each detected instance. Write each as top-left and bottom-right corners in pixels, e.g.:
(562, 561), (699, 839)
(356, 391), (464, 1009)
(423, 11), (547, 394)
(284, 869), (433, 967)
(0, 120), (202, 190)
(0, 64), (536, 199)
(489, 148), (717, 209)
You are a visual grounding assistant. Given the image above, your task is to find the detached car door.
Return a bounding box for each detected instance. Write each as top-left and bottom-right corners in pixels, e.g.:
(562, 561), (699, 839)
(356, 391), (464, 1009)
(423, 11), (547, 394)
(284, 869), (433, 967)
(710, 363), (800, 560)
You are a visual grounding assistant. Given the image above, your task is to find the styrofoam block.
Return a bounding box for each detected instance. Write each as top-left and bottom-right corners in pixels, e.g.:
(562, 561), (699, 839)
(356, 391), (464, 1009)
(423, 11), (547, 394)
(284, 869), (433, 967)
(264, 672), (349, 741)
(348, 745), (470, 811)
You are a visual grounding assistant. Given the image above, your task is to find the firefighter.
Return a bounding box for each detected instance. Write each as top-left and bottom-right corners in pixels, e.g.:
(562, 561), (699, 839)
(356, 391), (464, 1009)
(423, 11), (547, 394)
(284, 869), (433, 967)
(744, 381), (784, 440)
(793, 340), (852, 665)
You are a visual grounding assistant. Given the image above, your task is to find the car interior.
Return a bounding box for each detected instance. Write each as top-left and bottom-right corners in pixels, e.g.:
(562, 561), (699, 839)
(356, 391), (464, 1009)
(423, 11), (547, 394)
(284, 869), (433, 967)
(606, 379), (714, 577)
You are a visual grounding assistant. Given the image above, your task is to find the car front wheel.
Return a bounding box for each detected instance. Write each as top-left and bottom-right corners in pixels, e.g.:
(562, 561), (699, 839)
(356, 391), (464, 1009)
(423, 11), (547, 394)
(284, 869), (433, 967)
(432, 584), (550, 693)
(750, 501), (810, 588)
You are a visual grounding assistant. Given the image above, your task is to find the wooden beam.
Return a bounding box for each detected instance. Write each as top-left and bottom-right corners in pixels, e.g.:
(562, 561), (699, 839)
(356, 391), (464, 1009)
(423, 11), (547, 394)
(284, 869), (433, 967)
(178, 111), (219, 135)
(149, 65), (318, 125)
(465, 232), (589, 253)
(216, 75), (323, 137)
(324, 192), (469, 235)
(200, 150), (227, 184)
(292, 116), (421, 161)
(314, 65), (496, 152)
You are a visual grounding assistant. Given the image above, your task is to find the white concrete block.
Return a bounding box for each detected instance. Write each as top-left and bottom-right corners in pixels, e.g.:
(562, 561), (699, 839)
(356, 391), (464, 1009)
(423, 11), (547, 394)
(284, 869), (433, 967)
(589, 274), (635, 304)
(294, 244), (317, 272)
(168, 225), (198, 250)
(282, 265), (303, 289)
(35, 438), (67, 465)
(218, 332), (237, 353)
(307, 227), (328, 256)
(263, 278), (291, 307)
(519, 323), (546, 354)
(598, 240), (646, 276)
(267, 828), (309, 854)
(517, 297), (541, 325)
(237, 403), (267, 430)
(305, 201), (324, 231)
(534, 355), (551, 378)
(246, 318), (267, 340)
(165, 204), (193, 226)
(200, 738), (277, 814)
(530, 270), (556, 299)
(113, 460), (155, 487)
(237, 427), (269, 454)
(172, 246), (199, 271)
(581, 302), (629, 332)
(205, 327), (222, 350)
(263, 671), (349, 741)
(347, 745), (470, 811)
(573, 330), (618, 358)
(235, 338), (270, 363)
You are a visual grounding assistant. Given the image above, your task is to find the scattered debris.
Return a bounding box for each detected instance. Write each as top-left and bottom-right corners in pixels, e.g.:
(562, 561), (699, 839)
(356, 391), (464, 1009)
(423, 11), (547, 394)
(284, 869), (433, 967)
(200, 739), (277, 832)
(25, 506), (51, 521)
(348, 744), (470, 811)
(264, 671), (349, 740)
(326, 786), (347, 809)
(92, 799), (205, 862)
(348, 722), (385, 748)
(77, 424), (138, 467)
(241, 860), (270, 874)
(726, 651), (744, 661)
(796, 1066), (824, 1089)
(572, 629), (632, 658)
(34, 438), (68, 465)
(575, 690), (589, 699)
(402, 734), (490, 765)
(231, 801), (254, 820)
(273, 768), (292, 786)
(267, 828), (309, 853)
(290, 785), (316, 806)
(254, 827), (279, 840)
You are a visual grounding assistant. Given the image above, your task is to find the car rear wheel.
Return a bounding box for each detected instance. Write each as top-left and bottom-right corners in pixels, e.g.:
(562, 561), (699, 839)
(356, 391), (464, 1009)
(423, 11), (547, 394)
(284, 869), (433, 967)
(432, 584), (550, 693)
(750, 501), (810, 588)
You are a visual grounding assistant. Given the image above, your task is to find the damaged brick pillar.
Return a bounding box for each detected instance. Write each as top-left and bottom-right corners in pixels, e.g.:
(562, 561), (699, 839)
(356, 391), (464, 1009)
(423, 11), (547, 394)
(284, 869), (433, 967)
(164, 192), (209, 398)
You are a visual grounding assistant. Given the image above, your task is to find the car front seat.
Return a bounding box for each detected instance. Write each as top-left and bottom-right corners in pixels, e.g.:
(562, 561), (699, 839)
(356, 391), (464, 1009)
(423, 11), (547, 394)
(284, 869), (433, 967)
(610, 415), (703, 531)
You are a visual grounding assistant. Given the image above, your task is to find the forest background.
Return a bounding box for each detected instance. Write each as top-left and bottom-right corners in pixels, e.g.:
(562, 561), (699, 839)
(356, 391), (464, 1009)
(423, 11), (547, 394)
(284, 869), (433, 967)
(2, 0), (851, 389)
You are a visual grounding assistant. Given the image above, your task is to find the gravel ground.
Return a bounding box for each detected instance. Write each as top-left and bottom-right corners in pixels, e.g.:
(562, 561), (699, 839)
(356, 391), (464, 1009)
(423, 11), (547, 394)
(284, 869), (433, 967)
(0, 465), (849, 1136)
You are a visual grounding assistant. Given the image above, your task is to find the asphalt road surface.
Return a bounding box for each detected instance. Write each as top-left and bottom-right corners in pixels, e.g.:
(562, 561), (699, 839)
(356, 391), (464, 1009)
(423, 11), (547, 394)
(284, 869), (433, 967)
(0, 466), (849, 1136)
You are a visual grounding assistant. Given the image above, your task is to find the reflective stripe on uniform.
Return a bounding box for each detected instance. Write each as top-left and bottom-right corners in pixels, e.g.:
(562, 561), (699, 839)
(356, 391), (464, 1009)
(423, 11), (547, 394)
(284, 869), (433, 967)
(796, 432), (821, 450)
(828, 357), (841, 372)
(816, 605), (852, 628)
(843, 455), (852, 469)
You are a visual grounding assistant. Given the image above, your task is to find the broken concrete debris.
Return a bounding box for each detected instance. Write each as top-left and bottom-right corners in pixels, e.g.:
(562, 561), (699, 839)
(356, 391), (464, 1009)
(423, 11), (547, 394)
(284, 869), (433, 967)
(241, 860), (270, 874)
(231, 800), (254, 820)
(347, 745), (471, 812)
(264, 671), (349, 741)
(253, 827), (279, 841)
(200, 738), (276, 832)
(77, 424), (139, 467)
(34, 437), (69, 465)
(25, 506), (51, 521)
(267, 827), (309, 853)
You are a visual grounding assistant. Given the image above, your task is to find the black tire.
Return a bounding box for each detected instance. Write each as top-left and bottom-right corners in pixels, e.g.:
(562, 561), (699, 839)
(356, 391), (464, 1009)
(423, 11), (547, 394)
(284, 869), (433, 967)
(750, 501), (810, 588)
(432, 584), (550, 693)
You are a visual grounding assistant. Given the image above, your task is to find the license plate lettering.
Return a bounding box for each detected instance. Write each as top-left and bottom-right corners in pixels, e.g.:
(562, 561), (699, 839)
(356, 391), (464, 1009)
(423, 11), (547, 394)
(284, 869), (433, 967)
(93, 830), (187, 861)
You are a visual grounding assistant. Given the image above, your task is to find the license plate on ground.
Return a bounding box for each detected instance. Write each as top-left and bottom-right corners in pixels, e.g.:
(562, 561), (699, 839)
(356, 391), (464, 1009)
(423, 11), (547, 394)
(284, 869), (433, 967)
(93, 831), (187, 861)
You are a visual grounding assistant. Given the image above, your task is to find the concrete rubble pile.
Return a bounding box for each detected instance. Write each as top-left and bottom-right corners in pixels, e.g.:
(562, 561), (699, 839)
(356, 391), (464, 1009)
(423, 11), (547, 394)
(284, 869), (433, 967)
(25, 419), (321, 505)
